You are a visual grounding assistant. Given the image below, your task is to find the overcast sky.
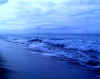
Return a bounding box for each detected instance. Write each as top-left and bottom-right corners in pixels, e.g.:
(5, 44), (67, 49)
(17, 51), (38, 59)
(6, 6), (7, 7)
(0, 0), (100, 33)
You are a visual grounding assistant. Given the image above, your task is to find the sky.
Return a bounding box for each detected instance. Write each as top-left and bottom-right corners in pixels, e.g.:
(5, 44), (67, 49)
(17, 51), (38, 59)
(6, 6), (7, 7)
(0, 0), (100, 33)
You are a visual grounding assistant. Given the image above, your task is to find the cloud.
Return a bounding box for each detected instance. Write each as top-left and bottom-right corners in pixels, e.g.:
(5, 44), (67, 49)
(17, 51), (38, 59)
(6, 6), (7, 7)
(0, 0), (100, 33)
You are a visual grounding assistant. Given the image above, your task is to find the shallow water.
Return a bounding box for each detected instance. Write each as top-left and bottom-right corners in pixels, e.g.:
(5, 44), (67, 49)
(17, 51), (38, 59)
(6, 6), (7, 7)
(0, 38), (97, 79)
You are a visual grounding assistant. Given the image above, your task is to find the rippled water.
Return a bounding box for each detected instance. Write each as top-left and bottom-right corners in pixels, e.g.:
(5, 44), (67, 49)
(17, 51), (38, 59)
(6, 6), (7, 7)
(27, 34), (100, 68)
(0, 34), (99, 79)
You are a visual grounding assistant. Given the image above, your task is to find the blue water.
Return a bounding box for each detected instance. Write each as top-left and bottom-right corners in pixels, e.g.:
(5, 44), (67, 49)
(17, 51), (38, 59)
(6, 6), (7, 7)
(0, 34), (99, 79)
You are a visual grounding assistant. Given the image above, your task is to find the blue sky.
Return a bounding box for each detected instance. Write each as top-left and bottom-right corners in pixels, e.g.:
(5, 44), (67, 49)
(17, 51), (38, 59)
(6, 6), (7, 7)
(0, 0), (100, 33)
